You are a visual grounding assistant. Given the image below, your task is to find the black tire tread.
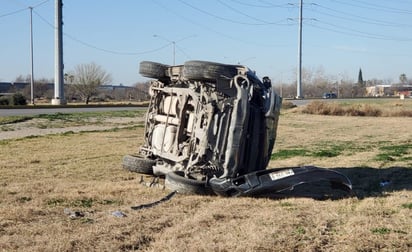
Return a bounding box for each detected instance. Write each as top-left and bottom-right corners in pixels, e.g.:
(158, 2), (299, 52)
(122, 154), (155, 174)
(165, 171), (211, 195)
(183, 60), (239, 81)
(139, 61), (169, 79)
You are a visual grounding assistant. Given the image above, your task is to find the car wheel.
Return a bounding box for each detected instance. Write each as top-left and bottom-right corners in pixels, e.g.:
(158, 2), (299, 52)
(165, 171), (211, 195)
(122, 154), (155, 174)
(183, 60), (239, 81)
(139, 61), (169, 79)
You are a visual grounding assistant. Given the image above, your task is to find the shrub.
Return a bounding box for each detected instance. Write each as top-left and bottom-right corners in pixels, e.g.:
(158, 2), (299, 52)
(281, 101), (297, 109)
(302, 101), (344, 115)
(10, 93), (28, 105)
(0, 96), (9, 105)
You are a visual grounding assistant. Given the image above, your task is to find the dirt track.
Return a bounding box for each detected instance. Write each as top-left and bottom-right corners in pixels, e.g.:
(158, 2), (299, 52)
(0, 117), (143, 140)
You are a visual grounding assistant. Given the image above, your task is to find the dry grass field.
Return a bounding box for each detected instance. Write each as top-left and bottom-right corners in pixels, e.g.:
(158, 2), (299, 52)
(0, 101), (411, 251)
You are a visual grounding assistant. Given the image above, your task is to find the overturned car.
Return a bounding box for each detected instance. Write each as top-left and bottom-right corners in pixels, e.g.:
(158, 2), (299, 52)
(123, 60), (352, 197)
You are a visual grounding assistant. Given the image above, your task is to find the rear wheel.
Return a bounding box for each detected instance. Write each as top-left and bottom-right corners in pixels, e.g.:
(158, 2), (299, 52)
(139, 61), (169, 79)
(183, 61), (239, 81)
(165, 171), (211, 195)
(122, 154), (155, 174)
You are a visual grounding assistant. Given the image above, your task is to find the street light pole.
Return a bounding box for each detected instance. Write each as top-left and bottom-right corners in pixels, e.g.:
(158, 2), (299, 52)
(172, 41), (176, 65)
(29, 6), (34, 105)
(52, 0), (65, 105)
(153, 34), (195, 65)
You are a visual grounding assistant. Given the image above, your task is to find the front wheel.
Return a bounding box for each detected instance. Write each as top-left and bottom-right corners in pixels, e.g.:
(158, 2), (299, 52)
(165, 171), (212, 195)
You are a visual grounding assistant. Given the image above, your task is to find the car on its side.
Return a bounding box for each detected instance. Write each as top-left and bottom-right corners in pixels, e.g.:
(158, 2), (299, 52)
(123, 60), (352, 197)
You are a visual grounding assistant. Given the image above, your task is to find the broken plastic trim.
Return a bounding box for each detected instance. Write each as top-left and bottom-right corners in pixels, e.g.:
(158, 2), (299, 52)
(208, 166), (352, 197)
(131, 191), (177, 210)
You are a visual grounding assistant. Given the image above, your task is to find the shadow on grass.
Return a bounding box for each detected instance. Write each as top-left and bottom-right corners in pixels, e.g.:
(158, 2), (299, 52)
(263, 166), (412, 200)
(333, 166), (412, 199)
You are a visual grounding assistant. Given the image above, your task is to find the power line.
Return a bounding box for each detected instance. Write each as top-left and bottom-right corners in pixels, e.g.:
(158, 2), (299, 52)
(32, 10), (174, 56)
(0, 7), (27, 18)
(32, 0), (51, 9)
(217, 0), (290, 25)
(152, 0), (292, 48)
(227, 0), (290, 8)
(178, 0), (289, 25)
(308, 20), (412, 41)
(0, 0), (50, 18)
(311, 3), (412, 28)
(329, 0), (412, 15)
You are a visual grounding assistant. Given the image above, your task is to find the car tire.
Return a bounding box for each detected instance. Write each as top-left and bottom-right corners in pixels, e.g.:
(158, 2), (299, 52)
(183, 60), (239, 81)
(122, 154), (155, 174)
(139, 61), (169, 79)
(165, 171), (211, 195)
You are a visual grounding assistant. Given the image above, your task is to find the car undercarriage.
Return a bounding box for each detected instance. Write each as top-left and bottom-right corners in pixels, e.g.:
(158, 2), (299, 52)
(123, 60), (352, 197)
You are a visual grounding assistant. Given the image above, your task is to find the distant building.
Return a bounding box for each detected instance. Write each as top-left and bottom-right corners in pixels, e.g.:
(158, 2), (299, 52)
(365, 85), (392, 97)
(365, 84), (412, 97)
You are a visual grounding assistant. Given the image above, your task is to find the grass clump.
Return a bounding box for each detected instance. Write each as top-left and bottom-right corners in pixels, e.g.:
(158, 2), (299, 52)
(281, 101), (297, 109)
(401, 203), (412, 209)
(371, 227), (391, 235)
(271, 149), (309, 159)
(0, 116), (33, 125)
(271, 144), (345, 160)
(375, 144), (411, 162)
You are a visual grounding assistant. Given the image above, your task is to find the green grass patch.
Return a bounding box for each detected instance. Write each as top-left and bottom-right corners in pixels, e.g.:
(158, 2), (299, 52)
(46, 198), (67, 206)
(17, 196), (32, 203)
(0, 116), (33, 125)
(279, 202), (294, 207)
(371, 227), (391, 235)
(36, 110), (144, 121)
(1, 110), (145, 126)
(271, 149), (309, 160)
(100, 199), (123, 205)
(312, 148), (342, 157)
(295, 226), (306, 235)
(271, 144), (345, 159)
(401, 203), (412, 209)
(375, 144), (411, 162)
(71, 198), (94, 208)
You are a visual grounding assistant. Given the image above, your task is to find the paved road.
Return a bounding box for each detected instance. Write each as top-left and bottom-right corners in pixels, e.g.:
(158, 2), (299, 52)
(0, 106), (147, 117)
(286, 98), (381, 106)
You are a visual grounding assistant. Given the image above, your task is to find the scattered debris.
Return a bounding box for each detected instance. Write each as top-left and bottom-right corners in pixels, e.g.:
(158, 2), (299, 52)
(64, 208), (85, 219)
(139, 176), (164, 189)
(111, 210), (127, 218)
(380, 180), (391, 187)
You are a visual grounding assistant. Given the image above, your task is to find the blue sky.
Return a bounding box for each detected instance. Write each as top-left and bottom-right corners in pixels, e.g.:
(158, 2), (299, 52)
(1, 0), (412, 86)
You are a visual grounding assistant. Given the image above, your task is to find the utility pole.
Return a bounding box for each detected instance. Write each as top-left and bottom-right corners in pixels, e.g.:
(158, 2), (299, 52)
(153, 34), (195, 65)
(296, 0), (303, 99)
(29, 6), (34, 105)
(172, 41), (176, 65)
(52, 0), (66, 105)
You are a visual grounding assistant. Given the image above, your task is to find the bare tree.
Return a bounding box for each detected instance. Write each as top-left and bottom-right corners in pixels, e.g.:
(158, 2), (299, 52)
(68, 63), (112, 104)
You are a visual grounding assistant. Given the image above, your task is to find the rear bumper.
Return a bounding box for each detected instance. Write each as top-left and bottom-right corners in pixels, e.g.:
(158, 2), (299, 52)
(209, 166), (352, 197)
